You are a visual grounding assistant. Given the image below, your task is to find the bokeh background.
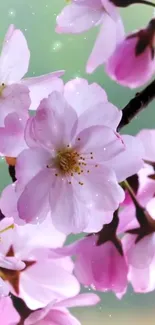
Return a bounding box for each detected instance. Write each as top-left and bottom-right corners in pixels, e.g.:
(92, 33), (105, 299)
(0, 0), (155, 324)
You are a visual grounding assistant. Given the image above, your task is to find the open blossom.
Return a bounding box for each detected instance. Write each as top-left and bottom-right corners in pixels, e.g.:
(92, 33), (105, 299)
(51, 222), (128, 298)
(0, 24), (64, 157)
(122, 196), (155, 293)
(56, 0), (125, 73)
(0, 218), (25, 297)
(0, 217), (79, 310)
(118, 129), (155, 293)
(106, 19), (155, 88)
(0, 296), (20, 324)
(118, 129), (155, 233)
(0, 24), (64, 111)
(25, 293), (100, 325)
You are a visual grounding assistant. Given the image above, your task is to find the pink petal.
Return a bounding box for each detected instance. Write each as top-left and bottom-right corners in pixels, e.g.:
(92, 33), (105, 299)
(46, 309), (81, 325)
(16, 147), (51, 189)
(64, 78), (107, 116)
(84, 210), (113, 233)
(49, 178), (90, 234)
(106, 37), (154, 88)
(105, 135), (144, 182)
(74, 125), (125, 162)
(86, 14), (117, 73)
(137, 129), (155, 161)
(0, 84), (30, 127)
(22, 72), (64, 111)
(0, 26), (30, 84)
(29, 92), (78, 150)
(73, 166), (124, 216)
(0, 112), (28, 157)
(56, 4), (103, 34)
(123, 234), (155, 269)
(77, 102), (122, 133)
(17, 169), (51, 223)
(0, 297), (20, 323)
(55, 293), (100, 308)
(0, 279), (9, 297)
(0, 255), (25, 270)
(20, 259), (80, 310)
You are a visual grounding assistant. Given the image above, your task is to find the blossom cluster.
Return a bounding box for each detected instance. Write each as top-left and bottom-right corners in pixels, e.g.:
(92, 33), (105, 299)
(0, 0), (155, 323)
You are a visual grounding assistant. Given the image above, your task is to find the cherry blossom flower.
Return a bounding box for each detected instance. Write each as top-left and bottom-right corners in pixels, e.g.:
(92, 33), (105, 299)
(15, 90), (126, 234)
(50, 214), (128, 298)
(119, 129), (155, 293)
(0, 24), (64, 111)
(106, 19), (155, 88)
(0, 217), (80, 310)
(0, 218), (25, 297)
(122, 196), (155, 293)
(25, 293), (100, 325)
(56, 0), (125, 73)
(0, 296), (20, 324)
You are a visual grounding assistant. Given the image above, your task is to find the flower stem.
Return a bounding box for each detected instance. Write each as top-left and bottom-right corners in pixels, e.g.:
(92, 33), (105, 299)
(118, 79), (155, 130)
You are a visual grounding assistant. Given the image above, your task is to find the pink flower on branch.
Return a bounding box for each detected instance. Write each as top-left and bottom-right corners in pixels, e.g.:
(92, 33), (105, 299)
(106, 18), (155, 88)
(14, 85), (139, 234)
(0, 24), (64, 111)
(0, 217), (79, 310)
(25, 293), (100, 325)
(56, 0), (125, 73)
(50, 213), (128, 298)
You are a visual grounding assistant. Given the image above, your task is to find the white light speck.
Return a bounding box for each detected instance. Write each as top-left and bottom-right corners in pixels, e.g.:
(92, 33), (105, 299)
(8, 8), (16, 18)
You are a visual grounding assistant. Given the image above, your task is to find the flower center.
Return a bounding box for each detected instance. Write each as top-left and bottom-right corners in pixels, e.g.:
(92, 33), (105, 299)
(54, 148), (81, 174)
(0, 83), (5, 96)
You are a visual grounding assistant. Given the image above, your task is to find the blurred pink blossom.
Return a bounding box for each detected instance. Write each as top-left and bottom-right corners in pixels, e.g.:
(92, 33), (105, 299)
(106, 19), (155, 88)
(25, 293), (100, 325)
(56, 0), (125, 73)
(0, 217), (79, 310)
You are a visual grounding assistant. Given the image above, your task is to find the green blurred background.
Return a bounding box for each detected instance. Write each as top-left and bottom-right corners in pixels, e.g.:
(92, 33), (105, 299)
(0, 0), (155, 323)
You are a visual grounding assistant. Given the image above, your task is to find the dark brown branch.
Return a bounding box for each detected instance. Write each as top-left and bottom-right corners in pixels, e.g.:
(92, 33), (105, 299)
(118, 79), (155, 131)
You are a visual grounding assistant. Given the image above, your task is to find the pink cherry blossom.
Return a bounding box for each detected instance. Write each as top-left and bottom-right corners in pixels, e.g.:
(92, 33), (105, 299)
(0, 296), (20, 324)
(106, 19), (155, 88)
(0, 218), (26, 297)
(122, 195), (155, 293)
(56, 0), (125, 73)
(0, 24), (64, 111)
(118, 128), (155, 233)
(50, 234), (128, 298)
(0, 217), (80, 310)
(15, 89), (127, 234)
(25, 293), (100, 325)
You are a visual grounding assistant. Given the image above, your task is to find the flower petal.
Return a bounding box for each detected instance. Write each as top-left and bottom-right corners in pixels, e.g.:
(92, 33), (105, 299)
(86, 14), (117, 73)
(17, 169), (51, 223)
(56, 3), (103, 33)
(20, 259), (80, 309)
(49, 178), (90, 234)
(0, 112), (28, 157)
(0, 84), (30, 127)
(74, 125), (125, 162)
(30, 92), (78, 150)
(16, 147), (51, 189)
(55, 293), (100, 308)
(77, 102), (122, 133)
(22, 72), (64, 111)
(0, 26), (30, 84)
(64, 78), (107, 116)
(105, 135), (144, 182)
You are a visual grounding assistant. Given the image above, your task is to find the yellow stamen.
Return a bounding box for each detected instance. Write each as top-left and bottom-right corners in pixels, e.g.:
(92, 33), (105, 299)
(0, 224), (14, 234)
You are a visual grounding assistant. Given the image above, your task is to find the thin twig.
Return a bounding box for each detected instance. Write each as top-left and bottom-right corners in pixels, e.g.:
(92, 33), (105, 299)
(118, 79), (155, 130)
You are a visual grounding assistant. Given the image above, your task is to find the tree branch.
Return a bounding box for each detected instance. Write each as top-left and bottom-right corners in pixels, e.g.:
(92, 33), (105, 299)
(118, 79), (155, 131)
